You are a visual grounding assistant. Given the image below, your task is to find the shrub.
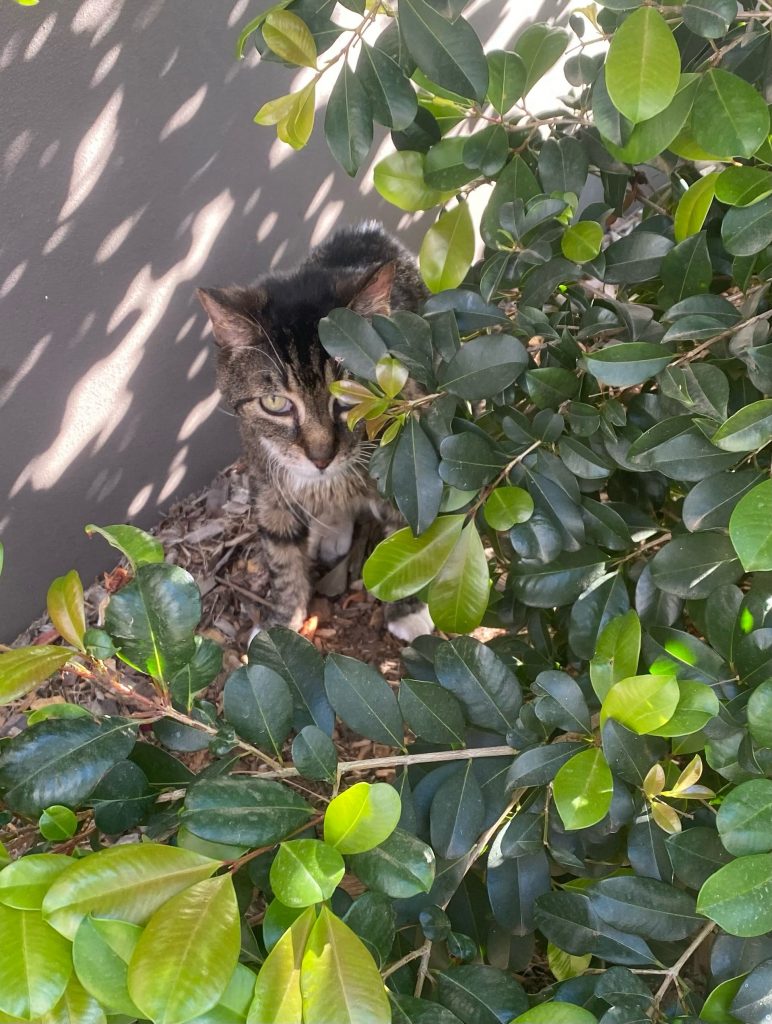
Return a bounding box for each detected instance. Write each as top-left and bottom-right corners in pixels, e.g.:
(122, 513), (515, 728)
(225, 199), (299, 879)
(3, 1), (772, 1022)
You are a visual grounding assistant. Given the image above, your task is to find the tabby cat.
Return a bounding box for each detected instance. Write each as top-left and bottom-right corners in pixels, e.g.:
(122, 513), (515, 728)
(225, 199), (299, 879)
(197, 222), (432, 641)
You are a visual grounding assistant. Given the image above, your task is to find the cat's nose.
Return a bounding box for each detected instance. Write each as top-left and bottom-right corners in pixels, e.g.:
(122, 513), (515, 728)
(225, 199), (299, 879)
(311, 455), (332, 470)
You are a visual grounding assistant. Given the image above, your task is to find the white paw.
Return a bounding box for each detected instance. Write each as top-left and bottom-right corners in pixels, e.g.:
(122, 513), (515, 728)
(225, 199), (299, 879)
(318, 525), (353, 563)
(387, 606), (434, 643)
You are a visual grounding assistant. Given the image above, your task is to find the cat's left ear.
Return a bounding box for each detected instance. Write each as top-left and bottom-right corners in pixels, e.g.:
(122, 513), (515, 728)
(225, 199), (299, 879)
(348, 261), (395, 318)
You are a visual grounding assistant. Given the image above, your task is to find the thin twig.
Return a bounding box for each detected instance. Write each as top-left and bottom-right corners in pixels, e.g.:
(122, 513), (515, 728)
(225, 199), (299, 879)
(382, 947), (427, 980)
(671, 308), (772, 367)
(650, 920), (716, 1018)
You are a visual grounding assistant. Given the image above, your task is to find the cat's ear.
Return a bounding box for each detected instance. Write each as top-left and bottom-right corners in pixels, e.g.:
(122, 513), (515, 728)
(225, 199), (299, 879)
(197, 287), (254, 349)
(348, 261), (395, 318)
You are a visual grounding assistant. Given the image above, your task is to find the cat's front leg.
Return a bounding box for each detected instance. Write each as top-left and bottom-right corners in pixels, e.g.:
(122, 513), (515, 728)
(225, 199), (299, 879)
(307, 511), (355, 564)
(255, 494), (311, 630)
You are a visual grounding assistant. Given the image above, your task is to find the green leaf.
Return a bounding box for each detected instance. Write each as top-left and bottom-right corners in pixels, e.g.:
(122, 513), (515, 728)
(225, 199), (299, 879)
(650, 533), (743, 598)
(0, 717), (136, 818)
(584, 342), (674, 388)
(553, 747), (613, 831)
(373, 150), (454, 212)
(399, 0), (488, 102)
(430, 760), (484, 859)
(169, 636), (222, 711)
(104, 563), (200, 683)
(674, 171), (720, 242)
(439, 333), (527, 400)
(398, 679), (466, 745)
(486, 49), (526, 113)
(301, 905), (390, 1024)
(128, 875), (240, 1024)
(748, 680), (772, 748)
(682, 0), (737, 37)
(509, 548), (608, 609)
(262, 10), (317, 67)
(538, 136), (589, 197)
(731, 962), (772, 1023)
(356, 43), (417, 130)
(0, 854), (73, 910)
(698, 855), (772, 937)
(437, 965), (528, 1024)
(47, 570), (86, 651)
(484, 486), (534, 532)
(435, 636), (522, 734)
(192, 963), (257, 1024)
(713, 401), (772, 452)
(248, 907), (315, 1024)
(513, 23), (569, 97)
(363, 515), (464, 601)
(85, 522), (164, 569)
(648, 679), (719, 737)
(425, 138), (475, 191)
(716, 165), (772, 207)
(0, 646), (73, 705)
(427, 522), (490, 634)
(605, 8), (680, 123)
(507, 742), (587, 790)
(659, 231), (712, 307)
(348, 828), (435, 898)
(324, 781), (401, 854)
(292, 726), (337, 782)
(39, 805), (78, 841)
(90, 760), (153, 835)
(462, 124), (508, 177)
(270, 839), (345, 907)
(343, 892), (395, 969)
(318, 307), (387, 380)
(667, 827), (732, 890)
(325, 62), (373, 176)
(717, 780), (772, 857)
(0, 905), (73, 1019)
(692, 69), (770, 159)
(603, 231), (673, 283)
(392, 417), (442, 536)
(249, 626), (333, 735)
(276, 81), (316, 150)
(730, 480), (772, 573)
(73, 917), (143, 1018)
(603, 74), (698, 165)
(562, 221), (603, 263)
(420, 202), (475, 293)
(589, 876), (701, 941)
(181, 777), (312, 848)
(514, 1004), (598, 1023)
(601, 673), (679, 734)
(721, 193), (772, 256)
(43, 843), (218, 940)
(480, 155), (540, 247)
(223, 664), (293, 756)
(324, 655), (404, 748)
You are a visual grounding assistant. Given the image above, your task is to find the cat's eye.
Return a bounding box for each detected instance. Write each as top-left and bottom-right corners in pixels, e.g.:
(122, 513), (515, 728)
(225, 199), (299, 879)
(260, 394), (294, 415)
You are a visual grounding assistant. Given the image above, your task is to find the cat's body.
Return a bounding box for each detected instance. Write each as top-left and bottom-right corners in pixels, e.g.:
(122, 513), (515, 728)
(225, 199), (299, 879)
(198, 222), (430, 639)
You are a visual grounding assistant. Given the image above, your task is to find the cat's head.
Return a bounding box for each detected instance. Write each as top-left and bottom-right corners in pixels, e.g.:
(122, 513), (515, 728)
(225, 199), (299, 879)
(197, 262), (394, 486)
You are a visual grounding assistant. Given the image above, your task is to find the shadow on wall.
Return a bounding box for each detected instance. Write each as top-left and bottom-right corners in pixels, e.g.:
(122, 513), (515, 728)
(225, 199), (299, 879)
(0, 0), (569, 639)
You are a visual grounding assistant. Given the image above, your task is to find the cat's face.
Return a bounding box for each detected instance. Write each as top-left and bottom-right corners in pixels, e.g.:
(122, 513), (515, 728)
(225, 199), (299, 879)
(197, 264), (393, 488)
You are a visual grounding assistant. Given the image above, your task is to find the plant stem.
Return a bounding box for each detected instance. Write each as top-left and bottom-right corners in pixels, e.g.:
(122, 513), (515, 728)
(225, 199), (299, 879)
(466, 440), (542, 522)
(671, 308), (772, 367)
(651, 920), (715, 1018)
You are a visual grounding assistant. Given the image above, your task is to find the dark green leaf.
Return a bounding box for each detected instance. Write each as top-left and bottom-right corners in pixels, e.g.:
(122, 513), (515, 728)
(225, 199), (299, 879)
(348, 828), (436, 898)
(248, 626), (333, 735)
(589, 876), (701, 941)
(393, 417), (442, 536)
(435, 637), (522, 734)
(399, 678), (466, 745)
(509, 548), (608, 608)
(714, 401), (772, 453)
(181, 777), (312, 846)
(693, 69), (770, 159)
(357, 42), (417, 130)
(439, 334), (527, 401)
(437, 964), (528, 1024)
(223, 664), (293, 756)
(90, 761), (153, 835)
(603, 232), (673, 284)
(667, 827), (733, 890)
(538, 136), (589, 197)
(658, 232), (712, 307)
(731, 961), (772, 1024)
(439, 432), (505, 490)
(325, 62), (373, 176)
(291, 725), (337, 782)
(169, 637), (222, 710)
(698, 855), (772, 937)
(318, 307), (388, 380)
(430, 761), (484, 860)
(718, 780), (772, 857)
(324, 653), (404, 747)
(399, 0), (488, 101)
(682, 0), (736, 37)
(462, 125), (509, 177)
(425, 138), (476, 190)
(487, 836), (550, 934)
(486, 50), (526, 114)
(513, 23), (569, 97)
(343, 892), (396, 969)
(650, 533), (743, 598)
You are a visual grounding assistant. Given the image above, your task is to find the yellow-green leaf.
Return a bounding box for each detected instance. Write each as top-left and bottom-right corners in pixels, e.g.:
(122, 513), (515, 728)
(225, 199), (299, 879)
(601, 673), (680, 735)
(39, 977), (106, 1024)
(605, 7), (680, 123)
(0, 904), (73, 1019)
(363, 515), (464, 601)
(553, 748), (613, 831)
(262, 10), (317, 68)
(561, 221), (603, 263)
(324, 782), (401, 854)
(277, 82), (316, 150)
(373, 151), (455, 212)
(427, 522), (490, 633)
(674, 171), (720, 242)
(0, 854), (73, 911)
(248, 907), (316, 1024)
(419, 202), (475, 293)
(254, 92), (299, 126)
(47, 570), (86, 651)
(0, 646), (73, 706)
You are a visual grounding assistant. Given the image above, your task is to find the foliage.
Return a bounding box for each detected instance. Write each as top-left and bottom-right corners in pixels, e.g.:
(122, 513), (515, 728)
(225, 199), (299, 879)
(5, 0), (772, 1022)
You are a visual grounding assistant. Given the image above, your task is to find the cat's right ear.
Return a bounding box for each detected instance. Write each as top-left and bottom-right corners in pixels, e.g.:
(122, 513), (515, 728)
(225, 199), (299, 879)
(197, 288), (253, 349)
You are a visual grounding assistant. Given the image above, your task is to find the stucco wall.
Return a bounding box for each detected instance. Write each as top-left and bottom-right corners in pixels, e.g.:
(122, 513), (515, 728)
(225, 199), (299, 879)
(1, 0), (565, 639)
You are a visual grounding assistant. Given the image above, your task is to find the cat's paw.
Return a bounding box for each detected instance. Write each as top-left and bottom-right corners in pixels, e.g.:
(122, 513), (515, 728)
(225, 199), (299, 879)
(387, 604), (434, 643)
(318, 525), (353, 563)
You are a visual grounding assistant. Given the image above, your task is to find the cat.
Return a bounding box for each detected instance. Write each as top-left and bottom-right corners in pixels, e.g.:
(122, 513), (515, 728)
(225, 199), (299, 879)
(197, 221), (432, 642)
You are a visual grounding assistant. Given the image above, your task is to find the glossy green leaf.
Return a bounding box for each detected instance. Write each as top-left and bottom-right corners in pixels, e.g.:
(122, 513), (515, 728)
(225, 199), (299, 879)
(0, 904), (73, 1019)
(318, 307), (387, 380)
(730, 481), (772, 572)
(248, 907), (315, 1024)
(603, 231), (673, 283)
(436, 964), (528, 1023)
(127, 874), (239, 1024)
(324, 655), (403, 748)
(648, 679), (720, 737)
(399, 0), (488, 102)
(731, 962), (772, 1024)
(713, 400), (772, 453)
(43, 977), (108, 1024)
(420, 202), (475, 293)
(682, 0), (737, 37)
(693, 69), (770, 159)
(40, 804), (78, 841)
(722, 192), (772, 257)
(589, 876), (701, 940)
(562, 221), (603, 263)
(392, 417), (442, 536)
(248, 626), (333, 736)
(223, 663), (293, 756)
(84, 523), (164, 569)
(605, 8), (680, 123)
(716, 165), (772, 207)
(748, 680), (772, 749)
(0, 645), (73, 705)
(514, 1005), (598, 1024)
(104, 563), (200, 683)
(513, 23), (569, 97)
(191, 963), (257, 1024)
(356, 43), (417, 130)
(43, 842), (219, 939)
(90, 760), (153, 835)
(698, 855), (772, 937)
(601, 673), (679, 734)
(439, 333), (527, 400)
(301, 905), (390, 1024)
(584, 342), (674, 387)
(348, 828), (435, 898)
(604, 75), (697, 165)
(363, 514), (464, 601)
(325, 62), (373, 176)
(427, 522), (490, 634)
(486, 49), (526, 113)
(553, 747), (613, 831)
(717, 780), (772, 857)
(674, 171), (720, 242)
(73, 917), (143, 1018)
(262, 10), (317, 67)
(0, 716), (136, 818)
(650, 533), (743, 598)
(270, 839), (345, 907)
(47, 570), (86, 651)
(509, 548), (608, 609)
(324, 781), (401, 854)
(181, 777), (312, 848)
(462, 124), (508, 177)
(373, 150), (454, 212)
(169, 637), (223, 710)
(292, 725), (337, 782)
(430, 760), (484, 859)
(484, 486), (534, 532)
(398, 678), (466, 745)
(0, 854), (73, 910)
(435, 636), (522, 734)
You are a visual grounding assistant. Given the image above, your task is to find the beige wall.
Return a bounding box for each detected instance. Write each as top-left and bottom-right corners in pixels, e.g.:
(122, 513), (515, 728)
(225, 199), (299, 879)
(0, 0), (564, 639)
